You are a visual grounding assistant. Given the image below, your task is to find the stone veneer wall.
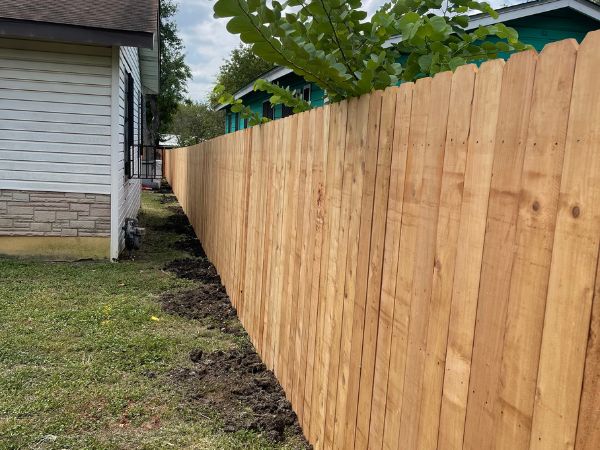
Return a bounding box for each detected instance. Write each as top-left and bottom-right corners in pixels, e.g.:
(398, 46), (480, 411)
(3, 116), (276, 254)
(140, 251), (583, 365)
(0, 190), (110, 237)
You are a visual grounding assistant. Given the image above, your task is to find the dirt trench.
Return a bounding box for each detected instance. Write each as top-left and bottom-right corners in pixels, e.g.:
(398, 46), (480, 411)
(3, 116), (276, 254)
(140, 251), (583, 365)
(159, 191), (310, 447)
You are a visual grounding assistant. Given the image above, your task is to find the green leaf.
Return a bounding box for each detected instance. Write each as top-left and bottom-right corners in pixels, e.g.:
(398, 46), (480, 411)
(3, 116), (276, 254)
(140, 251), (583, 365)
(214, 0), (244, 18)
(418, 54), (432, 72)
(448, 56), (466, 71)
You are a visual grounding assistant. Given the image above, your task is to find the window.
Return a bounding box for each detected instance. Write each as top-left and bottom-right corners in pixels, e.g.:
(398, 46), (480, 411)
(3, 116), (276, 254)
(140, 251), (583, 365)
(244, 117), (248, 129)
(262, 100), (274, 120)
(124, 72), (134, 178)
(282, 104), (294, 118)
(302, 84), (311, 103)
(227, 113), (233, 133)
(233, 112), (239, 132)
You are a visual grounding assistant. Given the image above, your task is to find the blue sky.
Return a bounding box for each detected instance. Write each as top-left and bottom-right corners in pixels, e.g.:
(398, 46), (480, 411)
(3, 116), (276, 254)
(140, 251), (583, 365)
(174, 0), (516, 102)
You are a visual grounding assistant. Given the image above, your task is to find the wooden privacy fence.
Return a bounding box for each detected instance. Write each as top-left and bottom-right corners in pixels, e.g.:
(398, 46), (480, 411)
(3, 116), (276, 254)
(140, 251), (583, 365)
(164, 33), (600, 450)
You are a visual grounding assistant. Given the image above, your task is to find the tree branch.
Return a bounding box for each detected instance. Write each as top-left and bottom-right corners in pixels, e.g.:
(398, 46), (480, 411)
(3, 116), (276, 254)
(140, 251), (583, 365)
(317, 0), (359, 81)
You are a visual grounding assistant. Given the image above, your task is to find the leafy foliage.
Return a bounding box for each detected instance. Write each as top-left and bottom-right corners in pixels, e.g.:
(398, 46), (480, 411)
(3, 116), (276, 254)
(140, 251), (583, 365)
(213, 85), (267, 126)
(214, 80), (312, 127)
(159, 0), (192, 135)
(170, 101), (225, 145)
(213, 0), (529, 120)
(209, 45), (275, 105)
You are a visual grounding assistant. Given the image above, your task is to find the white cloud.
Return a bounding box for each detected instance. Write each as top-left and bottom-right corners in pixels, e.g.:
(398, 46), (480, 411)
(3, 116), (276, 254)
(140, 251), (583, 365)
(176, 0), (241, 102)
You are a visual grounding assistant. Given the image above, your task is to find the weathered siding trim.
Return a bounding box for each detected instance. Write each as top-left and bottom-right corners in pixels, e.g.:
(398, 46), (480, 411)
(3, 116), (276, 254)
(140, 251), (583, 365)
(113, 46), (142, 256)
(109, 46), (121, 260)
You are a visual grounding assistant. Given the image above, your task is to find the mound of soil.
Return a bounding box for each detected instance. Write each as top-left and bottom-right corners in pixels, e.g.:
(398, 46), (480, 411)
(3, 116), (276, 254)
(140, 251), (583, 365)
(158, 188), (309, 447)
(172, 236), (206, 258)
(170, 348), (308, 445)
(159, 194), (177, 204)
(160, 284), (242, 335)
(161, 208), (195, 236)
(154, 182), (174, 194)
(164, 258), (221, 284)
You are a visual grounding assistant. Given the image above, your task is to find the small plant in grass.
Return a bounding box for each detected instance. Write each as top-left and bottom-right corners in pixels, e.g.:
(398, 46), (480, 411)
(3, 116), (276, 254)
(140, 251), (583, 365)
(213, 0), (530, 125)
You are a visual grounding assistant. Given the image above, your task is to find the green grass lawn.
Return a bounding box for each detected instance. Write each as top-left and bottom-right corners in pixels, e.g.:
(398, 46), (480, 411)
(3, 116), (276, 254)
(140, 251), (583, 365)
(0, 192), (301, 450)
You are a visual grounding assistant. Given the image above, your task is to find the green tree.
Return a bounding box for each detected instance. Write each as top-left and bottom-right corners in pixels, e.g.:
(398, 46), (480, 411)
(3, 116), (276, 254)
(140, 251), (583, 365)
(210, 45), (274, 105)
(170, 101), (225, 145)
(159, 0), (192, 135)
(213, 0), (529, 125)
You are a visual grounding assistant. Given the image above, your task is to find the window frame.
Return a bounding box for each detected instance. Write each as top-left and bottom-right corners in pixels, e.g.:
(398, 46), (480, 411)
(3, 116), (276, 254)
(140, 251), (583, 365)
(124, 72), (134, 179)
(262, 100), (274, 120)
(302, 84), (311, 103)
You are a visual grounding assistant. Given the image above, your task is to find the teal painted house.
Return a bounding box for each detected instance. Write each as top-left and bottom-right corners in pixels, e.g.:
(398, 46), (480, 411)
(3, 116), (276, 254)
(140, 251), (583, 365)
(220, 0), (600, 133)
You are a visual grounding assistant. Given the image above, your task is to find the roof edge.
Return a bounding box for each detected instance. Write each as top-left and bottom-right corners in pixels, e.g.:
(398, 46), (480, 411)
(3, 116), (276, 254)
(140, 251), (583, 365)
(0, 18), (156, 49)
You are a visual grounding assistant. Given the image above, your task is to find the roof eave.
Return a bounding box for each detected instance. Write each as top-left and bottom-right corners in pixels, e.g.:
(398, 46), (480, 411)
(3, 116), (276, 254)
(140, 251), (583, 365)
(0, 18), (156, 49)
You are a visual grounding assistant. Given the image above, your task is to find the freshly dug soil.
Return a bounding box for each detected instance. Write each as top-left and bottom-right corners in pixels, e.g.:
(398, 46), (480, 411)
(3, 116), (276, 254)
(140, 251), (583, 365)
(160, 284), (243, 335)
(155, 181), (174, 194)
(172, 236), (206, 258)
(159, 188), (310, 448)
(170, 347), (308, 445)
(159, 194), (177, 204)
(161, 207), (195, 236)
(163, 258), (221, 284)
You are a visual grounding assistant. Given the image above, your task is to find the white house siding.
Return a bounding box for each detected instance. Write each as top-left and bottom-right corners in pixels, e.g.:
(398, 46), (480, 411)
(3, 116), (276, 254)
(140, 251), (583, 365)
(0, 38), (112, 194)
(115, 46), (142, 253)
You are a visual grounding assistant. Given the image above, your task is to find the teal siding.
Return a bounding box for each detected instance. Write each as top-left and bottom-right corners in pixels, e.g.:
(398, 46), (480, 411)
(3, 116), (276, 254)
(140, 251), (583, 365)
(225, 8), (599, 133)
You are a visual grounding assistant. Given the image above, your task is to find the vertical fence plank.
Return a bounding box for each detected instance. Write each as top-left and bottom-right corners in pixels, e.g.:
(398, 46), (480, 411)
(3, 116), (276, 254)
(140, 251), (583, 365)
(293, 109), (315, 424)
(322, 98), (355, 450)
(354, 86), (399, 450)
(278, 114), (301, 393)
(286, 112), (308, 406)
(463, 49), (537, 450)
(530, 30), (600, 450)
(342, 91), (384, 450)
(308, 105), (333, 447)
(382, 76), (432, 450)
(273, 117), (295, 381)
(398, 70), (452, 449)
(437, 58), (505, 449)
(415, 64), (475, 450)
(332, 93), (371, 449)
(575, 258), (600, 450)
(490, 39), (578, 450)
(304, 107), (329, 434)
(367, 83), (413, 450)
(312, 101), (348, 450)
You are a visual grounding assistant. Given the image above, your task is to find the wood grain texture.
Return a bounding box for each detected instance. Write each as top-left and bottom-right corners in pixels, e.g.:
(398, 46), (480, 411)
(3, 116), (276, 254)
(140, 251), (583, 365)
(163, 34), (600, 450)
(530, 30), (600, 450)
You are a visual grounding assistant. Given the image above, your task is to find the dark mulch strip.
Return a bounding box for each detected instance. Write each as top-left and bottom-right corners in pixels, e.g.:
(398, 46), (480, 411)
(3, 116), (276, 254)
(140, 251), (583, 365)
(169, 347), (308, 445)
(160, 284), (243, 335)
(161, 208), (195, 236)
(159, 194), (177, 204)
(159, 189), (310, 448)
(172, 236), (206, 258)
(154, 181), (174, 194)
(163, 258), (221, 285)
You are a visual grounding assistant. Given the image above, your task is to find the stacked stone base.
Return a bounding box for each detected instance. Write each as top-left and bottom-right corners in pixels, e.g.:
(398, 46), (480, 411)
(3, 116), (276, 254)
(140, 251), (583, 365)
(0, 190), (110, 237)
(0, 189), (111, 259)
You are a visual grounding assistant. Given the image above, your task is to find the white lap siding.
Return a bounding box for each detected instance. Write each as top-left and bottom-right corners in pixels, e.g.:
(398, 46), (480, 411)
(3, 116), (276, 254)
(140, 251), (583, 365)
(114, 46), (142, 255)
(0, 38), (112, 194)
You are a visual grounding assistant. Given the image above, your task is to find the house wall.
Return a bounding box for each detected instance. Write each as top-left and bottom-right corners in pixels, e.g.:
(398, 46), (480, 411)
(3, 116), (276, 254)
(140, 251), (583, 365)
(0, 38), (144, 259)
(0, 38), (112, 193)
(113, 46), (142, 256)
